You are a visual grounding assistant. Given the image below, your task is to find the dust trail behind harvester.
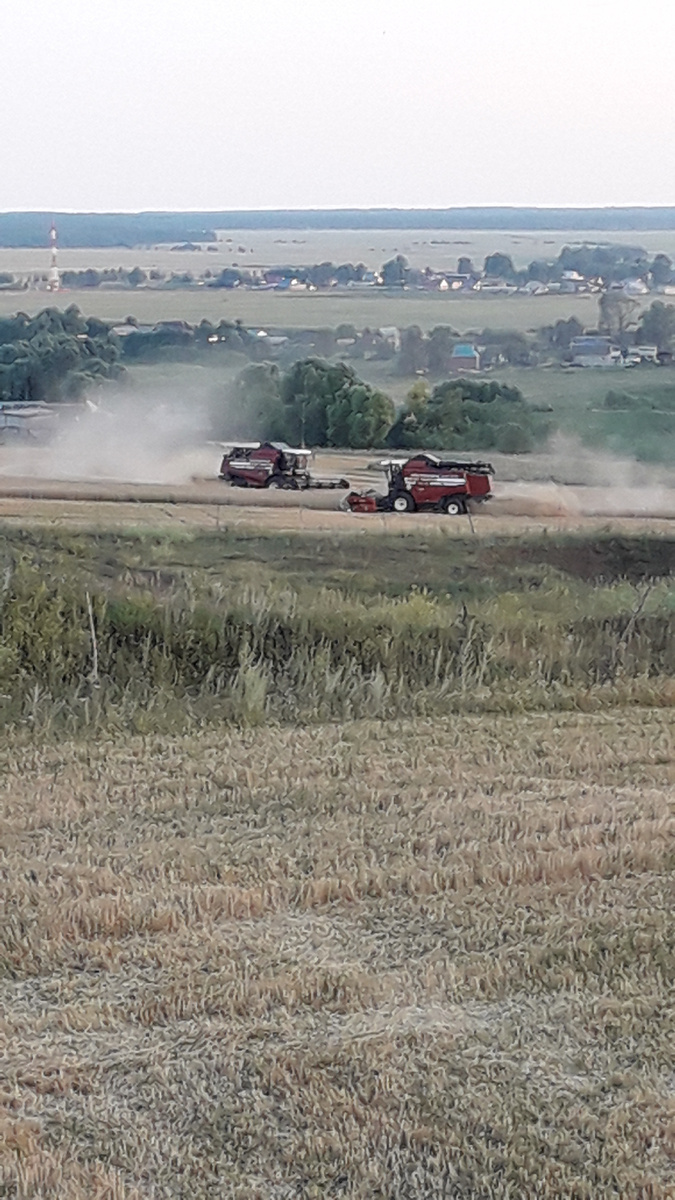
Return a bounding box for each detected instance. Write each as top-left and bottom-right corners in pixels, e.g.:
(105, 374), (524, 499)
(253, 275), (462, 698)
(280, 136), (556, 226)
(0, 384), (219, 485)
(492, 482), (675, 520)
(490, 434), (675, 520)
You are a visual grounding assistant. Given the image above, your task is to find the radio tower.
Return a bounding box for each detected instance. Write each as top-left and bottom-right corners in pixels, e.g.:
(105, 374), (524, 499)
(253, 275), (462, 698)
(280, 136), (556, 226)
(46, 221), (60, 291)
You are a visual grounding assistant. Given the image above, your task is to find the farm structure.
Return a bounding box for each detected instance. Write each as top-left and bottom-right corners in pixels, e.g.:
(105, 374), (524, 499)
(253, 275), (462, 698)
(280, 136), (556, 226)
(0, 401), (56, 441)
(570, 335), (622, 367)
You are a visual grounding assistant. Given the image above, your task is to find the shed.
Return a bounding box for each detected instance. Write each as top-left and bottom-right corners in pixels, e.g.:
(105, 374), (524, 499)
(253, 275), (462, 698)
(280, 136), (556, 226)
(449, 343), (481, 372)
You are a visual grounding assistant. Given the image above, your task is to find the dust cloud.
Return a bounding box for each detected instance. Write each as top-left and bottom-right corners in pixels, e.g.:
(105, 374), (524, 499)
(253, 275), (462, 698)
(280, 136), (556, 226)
(491, 434), (675, 520)
(0, 375), (231, 485)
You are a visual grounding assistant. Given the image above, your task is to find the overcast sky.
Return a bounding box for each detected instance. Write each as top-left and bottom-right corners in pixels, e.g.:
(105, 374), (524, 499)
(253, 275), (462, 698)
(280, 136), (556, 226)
(2, 0), (675, 212)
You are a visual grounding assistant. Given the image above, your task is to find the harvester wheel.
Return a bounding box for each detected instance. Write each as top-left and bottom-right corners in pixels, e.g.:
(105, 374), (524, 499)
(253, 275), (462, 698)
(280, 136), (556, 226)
(443, 498), (464, 516)
(392, 493), (414, 513)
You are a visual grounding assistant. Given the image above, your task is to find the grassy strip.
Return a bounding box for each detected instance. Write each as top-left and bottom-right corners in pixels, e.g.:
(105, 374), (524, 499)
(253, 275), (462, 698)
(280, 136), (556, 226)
(0, 526), (672, 732)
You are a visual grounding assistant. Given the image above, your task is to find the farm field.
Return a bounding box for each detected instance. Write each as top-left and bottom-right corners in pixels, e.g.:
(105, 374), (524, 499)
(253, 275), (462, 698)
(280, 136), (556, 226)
(2, 701), (674, 1196)
(0, 222), (669, 332)
(5, 227), (675, 273)
(0, 517), (674, 1196)
(1, 434), (675, 522)
(0, 281), (610, 334)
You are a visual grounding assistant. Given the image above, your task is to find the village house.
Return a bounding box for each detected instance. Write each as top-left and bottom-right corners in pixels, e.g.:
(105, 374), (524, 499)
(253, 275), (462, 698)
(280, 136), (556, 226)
(560, 270), (588, 294)
(625, 344), (658, 364)
(569, 336), (622, 367)
(472, 277), (518, 294)
(449, 343), (481, 373)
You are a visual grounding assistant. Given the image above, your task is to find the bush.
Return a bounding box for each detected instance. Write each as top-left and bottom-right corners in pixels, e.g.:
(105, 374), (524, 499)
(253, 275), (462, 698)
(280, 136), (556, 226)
(388, 378), (548, 452)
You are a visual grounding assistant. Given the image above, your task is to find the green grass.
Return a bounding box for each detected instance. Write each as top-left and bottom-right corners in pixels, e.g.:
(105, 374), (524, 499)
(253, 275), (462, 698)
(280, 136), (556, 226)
(1, 524), (673, 735)
(481, 365), (675, 462)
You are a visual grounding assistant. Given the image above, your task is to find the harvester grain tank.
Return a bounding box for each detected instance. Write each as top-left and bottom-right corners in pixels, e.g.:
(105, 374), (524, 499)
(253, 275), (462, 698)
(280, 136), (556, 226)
(219, 442), (349, 490)
(345, 454), (493, 514)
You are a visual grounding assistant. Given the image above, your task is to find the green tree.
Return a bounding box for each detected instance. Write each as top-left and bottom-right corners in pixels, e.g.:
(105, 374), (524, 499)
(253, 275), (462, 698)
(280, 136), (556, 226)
(649, 253), (673, 287)
(387, 378), (546, 452)
(0, 306), (122, 403)
(398, 326), (428, 375)
(547, 316), (583, 351)
(228, 362), (284, 439)
(381, 255), (409, 287)
(484, 252), (517, 281)
(598, 292), (639, 345)
(427, 326), (456, 375)
(636, 301), (675, 351)
(276, 359), (394, 448)
(526, 260), (554, 283)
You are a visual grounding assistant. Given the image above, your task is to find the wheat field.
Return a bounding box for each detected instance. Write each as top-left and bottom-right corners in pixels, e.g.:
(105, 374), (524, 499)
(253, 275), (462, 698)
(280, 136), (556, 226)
(2, 709), (674, 1198)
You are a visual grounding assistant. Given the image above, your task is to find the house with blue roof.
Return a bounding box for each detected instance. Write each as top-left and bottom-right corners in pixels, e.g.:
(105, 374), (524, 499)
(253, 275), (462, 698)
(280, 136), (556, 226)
(449, 343), (481, 373)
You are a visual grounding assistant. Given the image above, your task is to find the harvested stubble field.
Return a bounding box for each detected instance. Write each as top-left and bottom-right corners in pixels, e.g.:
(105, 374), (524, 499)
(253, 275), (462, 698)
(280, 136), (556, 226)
(2, 712), (674, 1198)
(1, 522), (674, 1197)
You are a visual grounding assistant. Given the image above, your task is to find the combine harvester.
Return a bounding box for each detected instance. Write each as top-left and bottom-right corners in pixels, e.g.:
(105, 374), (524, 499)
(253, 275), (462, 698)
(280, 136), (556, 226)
(345, 454), (494, 515)
(219, 442), (349, 491)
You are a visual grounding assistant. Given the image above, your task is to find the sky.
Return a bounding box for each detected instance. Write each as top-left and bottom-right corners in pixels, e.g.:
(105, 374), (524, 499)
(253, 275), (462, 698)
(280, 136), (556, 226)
(2, 0), (675, 212)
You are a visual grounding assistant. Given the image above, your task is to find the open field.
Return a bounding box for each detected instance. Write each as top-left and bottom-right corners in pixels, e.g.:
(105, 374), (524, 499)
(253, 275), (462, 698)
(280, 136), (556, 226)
(3, 493), (675, 539)
(0, 283), (611, 333)
(5, 227), (675, 274)
(2, 709), (674, 1198)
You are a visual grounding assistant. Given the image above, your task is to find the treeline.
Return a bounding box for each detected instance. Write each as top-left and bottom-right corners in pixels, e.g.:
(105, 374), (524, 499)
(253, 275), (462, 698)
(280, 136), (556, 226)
(48, 244), (675, 293)
(230, 358), (548, 452)
(5, 209), (675, 247)
(60, 266), (150, 289)
(0, 307), (123, 403)
(114, 301), (675, 372)
(381, 245), (675, 289)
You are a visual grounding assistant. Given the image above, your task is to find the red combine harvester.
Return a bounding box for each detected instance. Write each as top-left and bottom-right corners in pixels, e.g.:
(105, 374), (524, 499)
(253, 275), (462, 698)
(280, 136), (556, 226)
(345, 454), (494, 514)
(219, 442), (349, 490)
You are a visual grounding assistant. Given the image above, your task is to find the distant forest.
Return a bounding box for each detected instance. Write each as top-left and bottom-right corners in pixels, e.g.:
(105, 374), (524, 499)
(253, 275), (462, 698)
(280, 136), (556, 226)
(6, 208), (675, 247)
